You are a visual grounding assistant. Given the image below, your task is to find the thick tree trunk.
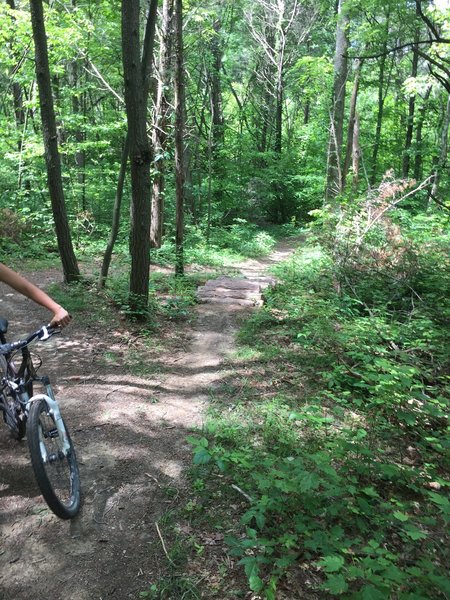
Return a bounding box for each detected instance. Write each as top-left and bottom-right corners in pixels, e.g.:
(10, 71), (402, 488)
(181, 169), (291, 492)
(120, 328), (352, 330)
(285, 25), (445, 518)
(325, 0), (349, 201)
(121, 0), (157, 312)
(100, 0), (157, 291)
(29, 0), (80, 283)
(150, 0), (174, 249)
(174, 0), (185, 276)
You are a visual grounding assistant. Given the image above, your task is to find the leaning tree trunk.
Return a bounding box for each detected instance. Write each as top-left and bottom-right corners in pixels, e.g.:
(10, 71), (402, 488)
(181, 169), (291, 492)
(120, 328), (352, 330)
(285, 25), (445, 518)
(325, 0), (349, 201)
(98, 136), (130, 289)
(121, 0), (157, 312)
(174, 0), (185, 276)
(29, 0), (80, 283)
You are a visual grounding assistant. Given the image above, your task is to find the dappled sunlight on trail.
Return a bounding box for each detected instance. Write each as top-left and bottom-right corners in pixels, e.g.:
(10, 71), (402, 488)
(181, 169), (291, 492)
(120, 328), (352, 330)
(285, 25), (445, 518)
(0, 238), (299, 599)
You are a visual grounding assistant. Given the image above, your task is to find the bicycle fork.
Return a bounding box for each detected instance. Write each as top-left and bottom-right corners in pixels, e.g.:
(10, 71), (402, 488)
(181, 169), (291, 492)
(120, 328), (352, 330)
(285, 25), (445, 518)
(29, 377), (71, 460)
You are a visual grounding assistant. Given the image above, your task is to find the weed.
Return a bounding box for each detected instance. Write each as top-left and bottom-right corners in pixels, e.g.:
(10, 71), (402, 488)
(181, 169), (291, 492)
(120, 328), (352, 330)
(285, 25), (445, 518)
(188, 210), (450, 598)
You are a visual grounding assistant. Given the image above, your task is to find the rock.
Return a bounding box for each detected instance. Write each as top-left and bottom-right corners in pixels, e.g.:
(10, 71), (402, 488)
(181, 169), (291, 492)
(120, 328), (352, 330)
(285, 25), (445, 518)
(197, 275), (276, 307)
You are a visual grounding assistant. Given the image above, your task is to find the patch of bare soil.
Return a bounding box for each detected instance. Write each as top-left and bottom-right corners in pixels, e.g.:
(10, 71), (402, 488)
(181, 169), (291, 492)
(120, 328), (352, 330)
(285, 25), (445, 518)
(0, 239), (298, 600)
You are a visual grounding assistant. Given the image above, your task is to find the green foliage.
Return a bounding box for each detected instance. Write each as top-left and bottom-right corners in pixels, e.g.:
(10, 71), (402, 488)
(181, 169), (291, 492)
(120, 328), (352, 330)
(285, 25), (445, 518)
(188, 207), (449, 598)
(151, 220), (277, 267)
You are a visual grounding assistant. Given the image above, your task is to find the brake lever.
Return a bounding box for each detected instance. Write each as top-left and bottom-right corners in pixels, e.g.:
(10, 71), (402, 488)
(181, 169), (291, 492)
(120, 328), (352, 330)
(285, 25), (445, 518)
(39, 325), (61, 341)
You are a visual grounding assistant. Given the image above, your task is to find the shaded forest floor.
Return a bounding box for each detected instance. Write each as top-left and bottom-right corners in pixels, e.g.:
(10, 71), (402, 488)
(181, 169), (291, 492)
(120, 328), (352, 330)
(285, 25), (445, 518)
(0, 239), (298, 600)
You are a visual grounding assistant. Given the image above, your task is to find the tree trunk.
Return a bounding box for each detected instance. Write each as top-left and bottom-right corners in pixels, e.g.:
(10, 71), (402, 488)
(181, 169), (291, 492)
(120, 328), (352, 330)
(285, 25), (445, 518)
(6, 0), (25, 133)
(370, 10), (391, 186)
(174, 0), (185, 276)
(413, 85), (432, 181)
(100, 0), (157, 291)
(98, 136), (130, 289)
(342, 58), (362, 190)
(29, 0), (80, 283)
(121, 0), (158, 312)
(352, 112), (360, 194)
(150, 0), (174, 249)
(325, 0), (349, 201)
(430, 94), (450, 201)
(210, 18), (225, 206)
(68, 58), (86, 211)
(402, 28), (419, 178)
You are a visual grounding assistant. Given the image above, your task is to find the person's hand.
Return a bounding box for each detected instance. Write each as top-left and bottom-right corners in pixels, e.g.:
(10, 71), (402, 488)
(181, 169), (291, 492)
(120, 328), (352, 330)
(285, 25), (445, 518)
(50, 306), (72, 328)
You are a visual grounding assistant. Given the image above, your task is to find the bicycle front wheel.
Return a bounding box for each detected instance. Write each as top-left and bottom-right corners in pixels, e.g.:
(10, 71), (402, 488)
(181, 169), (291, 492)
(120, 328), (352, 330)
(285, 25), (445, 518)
(27, 397), (81, 519)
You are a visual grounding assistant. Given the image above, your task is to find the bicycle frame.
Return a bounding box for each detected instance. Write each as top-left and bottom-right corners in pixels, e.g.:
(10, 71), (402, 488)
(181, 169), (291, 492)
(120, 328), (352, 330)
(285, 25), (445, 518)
(0, 321), (81, 519)
(1, 343), (70, 457)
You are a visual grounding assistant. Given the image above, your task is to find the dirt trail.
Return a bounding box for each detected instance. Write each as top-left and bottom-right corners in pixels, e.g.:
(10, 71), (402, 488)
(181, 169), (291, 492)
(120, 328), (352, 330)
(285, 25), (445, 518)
(0, 239), (297, 600)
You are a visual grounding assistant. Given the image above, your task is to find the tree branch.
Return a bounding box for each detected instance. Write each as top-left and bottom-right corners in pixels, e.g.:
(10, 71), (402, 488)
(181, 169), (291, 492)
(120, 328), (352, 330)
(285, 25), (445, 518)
(350, 38), (450, 60)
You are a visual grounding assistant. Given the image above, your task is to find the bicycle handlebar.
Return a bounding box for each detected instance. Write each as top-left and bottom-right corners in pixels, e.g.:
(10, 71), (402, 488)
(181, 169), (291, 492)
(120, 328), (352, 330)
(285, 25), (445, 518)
(0, 325), (61, 355)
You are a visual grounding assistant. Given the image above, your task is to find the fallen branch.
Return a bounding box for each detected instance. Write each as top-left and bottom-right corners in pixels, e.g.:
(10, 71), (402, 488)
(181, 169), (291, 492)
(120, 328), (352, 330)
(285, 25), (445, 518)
(155, 521), (176, 566)
(358, 175), (434, 243)
(231, 484), (253, 503)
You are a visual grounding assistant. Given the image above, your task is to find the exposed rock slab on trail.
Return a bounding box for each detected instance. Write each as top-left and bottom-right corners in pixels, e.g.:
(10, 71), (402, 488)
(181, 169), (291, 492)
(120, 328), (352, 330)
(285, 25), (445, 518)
(197, 275), (277, 306)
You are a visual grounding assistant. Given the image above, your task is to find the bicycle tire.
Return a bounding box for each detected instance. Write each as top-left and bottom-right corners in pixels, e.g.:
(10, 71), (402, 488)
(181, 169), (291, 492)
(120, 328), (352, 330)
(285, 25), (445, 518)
(27, 397), (81, 519)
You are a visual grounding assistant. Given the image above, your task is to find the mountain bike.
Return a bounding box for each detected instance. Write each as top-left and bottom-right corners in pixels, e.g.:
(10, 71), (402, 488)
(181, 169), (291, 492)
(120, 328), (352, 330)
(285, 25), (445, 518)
(0, 317), (81, 519)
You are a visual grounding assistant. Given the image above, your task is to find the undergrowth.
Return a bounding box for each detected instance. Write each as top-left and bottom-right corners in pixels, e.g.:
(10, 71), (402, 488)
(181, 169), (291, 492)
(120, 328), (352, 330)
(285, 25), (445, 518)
(188, 195), (449, 599)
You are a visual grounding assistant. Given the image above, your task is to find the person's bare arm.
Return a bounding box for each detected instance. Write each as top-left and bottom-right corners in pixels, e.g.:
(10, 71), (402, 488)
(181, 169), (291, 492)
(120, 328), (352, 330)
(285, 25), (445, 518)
(0, 263), (71, 327)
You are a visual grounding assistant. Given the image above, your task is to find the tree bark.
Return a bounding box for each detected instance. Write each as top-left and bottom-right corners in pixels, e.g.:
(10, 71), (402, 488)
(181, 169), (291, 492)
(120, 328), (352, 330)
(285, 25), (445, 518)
(430, 94), (450, 201)
(6, 0), (25, 133)
(100, 0), (157, 292)
(402, 27), (419, 178)
(150, 0), (174, 249)
(352, 112), (360, 194)
(174, 0), (185, 276)
(342, 58), (362, 190)
(413, 85), (432, 181)
(325, 0), (349, 201)
(29, 0), (80, 283)
(98, 136), (130, 289)
(209, 18), (225, 205)
(370, 10), (391, 186)
(121, 0), (157, 312)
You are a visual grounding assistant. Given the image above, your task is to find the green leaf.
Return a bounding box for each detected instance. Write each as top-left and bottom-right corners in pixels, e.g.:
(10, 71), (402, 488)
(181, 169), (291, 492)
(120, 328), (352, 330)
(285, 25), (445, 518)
(318, 555), (345, 573)
(323, 574), (348, 594)
(393, 511), (409, 522)
(362, 487), (380, 498)
(249, 574), (264, 593)
(361, 585), (387, 600)
(429, 574), (450, 595)
(402, 524), (427, 540)
(299, 471), (319, 492)
(193, 447), (211, 465)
